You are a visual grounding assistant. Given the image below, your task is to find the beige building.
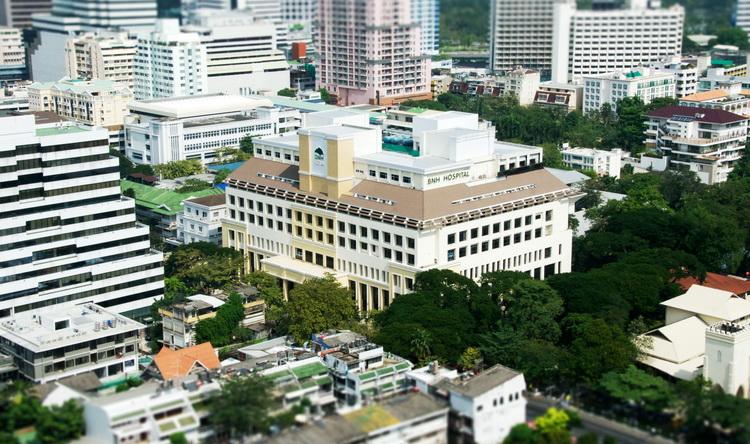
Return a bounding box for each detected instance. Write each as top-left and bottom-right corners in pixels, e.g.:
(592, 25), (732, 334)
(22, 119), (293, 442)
(0, 27), (24, 66)
(65, 32), (137, 91)
(28, 77), (133, 128)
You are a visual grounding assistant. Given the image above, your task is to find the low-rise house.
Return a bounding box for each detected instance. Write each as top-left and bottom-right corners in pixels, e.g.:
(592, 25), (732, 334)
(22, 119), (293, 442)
(176, 194), (227, 245)
(0, 303), (144, 383)
(152, 342), (221, 380)
(533, 82), (584, 113)
(449, 68), (541, 106)
(679, 85), (750, 117)
(561, 147), (623, 178)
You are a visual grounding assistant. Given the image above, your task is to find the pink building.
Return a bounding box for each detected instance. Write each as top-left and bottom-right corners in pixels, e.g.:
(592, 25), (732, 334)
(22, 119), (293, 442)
(316, 0), (432, 106)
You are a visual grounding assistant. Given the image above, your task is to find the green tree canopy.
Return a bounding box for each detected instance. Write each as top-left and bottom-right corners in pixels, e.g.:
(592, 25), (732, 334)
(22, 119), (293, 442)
(600, 365), (676, 413)
(165, 242), (244, 293)
(286, 275), (358, 343)
(209, 375), (273, 440)
(154, 160), (204, 179)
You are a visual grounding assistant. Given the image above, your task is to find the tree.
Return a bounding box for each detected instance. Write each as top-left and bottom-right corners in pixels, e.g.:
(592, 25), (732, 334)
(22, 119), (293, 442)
(277, 88), (296, 97)
(245, 271), (286, 333)
(503, 280), (564, 343)
(209, 375), (272, 441)
(286, 275), (358, 343)
(318, 88), (334, 104)
(213, 168), (230, 185)
(214, 147), (250, 164)
(678, 378), (750, 443)
(196, 293), (248, 346)
(458, 347), (482, 371)
(154, 160), (204, 179)
(577, 433), (599, 444)
(175, 178), (212, 193)
(709, 26), (750, 50)
(535, 408), (571, 444)
(600, 365), (675, 413)
(165, 242), (244, 292)
(169, 432), (188, 444)
(503, 424), (542, 444)
(36, 400), (84, 444)
(239, 136), (255, 155)
(410, 328), (433, 365)
(123, 188), (136, 198)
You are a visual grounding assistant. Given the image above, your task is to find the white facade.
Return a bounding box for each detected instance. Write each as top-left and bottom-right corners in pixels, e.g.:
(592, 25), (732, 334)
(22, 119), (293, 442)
(411, 0), (439, 56)
(133, 20), (207, 101)
(223, 110), (579, 312)
(552, 0), (684, 83)
(28, 77), (133, 127)
(281, 0), (316, 22)
(65, 32), (137, 91)
(583, 68), (676, 113)
(705, 322), (750, 398)
(184, 11), (290, 96)
(124, 94), (298, 165)
(737, 0), (750, 35)
(562, 148), (622, 178)
(0, 115), (164, 318)
(0, 26), (23, 66)
(176, 194), (226, 245)
(649, 58), (699, 98)
(0, 303), (143, 383)
(679, 85), (750, 117)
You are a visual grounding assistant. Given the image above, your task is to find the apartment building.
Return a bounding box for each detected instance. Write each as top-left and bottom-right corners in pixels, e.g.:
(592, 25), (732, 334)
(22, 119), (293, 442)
(412, 0), (440, 56)
(28, 78), (133, 127)
(533, 82), (584, 113)
(448, 68), (541, 106)
(737, 0), (750, 35)
(184, 11), (290, 96)
(29, 0), (156, 81)
(222, 110), (580, 312)
(582, 68), (676, 113)
(64, 32), (137, 91)
(645, 105), (749, 184)
(561, 147), (622, 178)
(649, 58), (699, 99)
(0, 303), (144, 383)
(176, 194), (226, 245)
(316, 0), (431, 106)
(489, 0), (558, 78)
(133, 19), (207, 101)
(0, 0), (52, 28)
(124, 94), (298, 165)
(552, 0), (683, 83)
(281, 0), (316, 22)
(679, 87), (750, 117)
(0, 114), (164, 319)
(0, 27), (25, 81)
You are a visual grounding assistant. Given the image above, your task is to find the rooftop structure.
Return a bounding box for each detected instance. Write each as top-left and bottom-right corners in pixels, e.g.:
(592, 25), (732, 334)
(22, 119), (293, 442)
(677, 273), (750, 296)
(153, 342), (221, 380)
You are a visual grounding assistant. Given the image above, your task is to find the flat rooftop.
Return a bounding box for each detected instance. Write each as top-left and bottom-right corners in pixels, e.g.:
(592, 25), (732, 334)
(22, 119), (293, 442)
(0, 304), (144, 352)
(129, 94), (273, 119)
(182, 114), (257, 128)
(436, 364), (521, 398)
(35, 124), (89, 137)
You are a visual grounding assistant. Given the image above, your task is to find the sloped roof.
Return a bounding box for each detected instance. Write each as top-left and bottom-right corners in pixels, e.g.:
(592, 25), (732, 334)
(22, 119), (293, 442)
(639, 316), (707, 380)
(680, 90), (729, 102)
(120, 179), (223, 216)
(676, 272), (750, 296)
(153, 342), (220, 380)
(661, 284), (750, 321)
(186, 193), (226, 207)
(647, 105), (748, 124)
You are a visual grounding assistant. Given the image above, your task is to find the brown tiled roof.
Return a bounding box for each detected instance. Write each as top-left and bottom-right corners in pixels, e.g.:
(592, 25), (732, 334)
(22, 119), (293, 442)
(680, 90), (729, 102)
(227, 158), (575, 225)
(186, 193), (226, 207)
(647, 105), (748, 124)
(677, 272), (750, 296)
(153, 342), (220, 380)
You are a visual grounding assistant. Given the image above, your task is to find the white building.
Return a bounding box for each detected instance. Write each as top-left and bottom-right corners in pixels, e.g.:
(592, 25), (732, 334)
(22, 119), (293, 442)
(28, 77), (133, 127)
(0, 0), (52, 29)
(646, 105), (748, 184)
(133, 19), (207, 101)
(583, 68), (676, 113)
(124, 94), (299, 165)
(184, 10), (290, 96)
(29, 0), (156, 81)
(0, 303), (144, 383)
(407, 364), (527, 444)
(561, 147), (622, 178)
(281, 0), (316, 22)
(705, 321), (750, 398)
(449, 68), (541, 106)
(552, 0), (684, 83)
(737, 0), (750, 35)
(411, 0), (440, 56)
(84, 379), (219, 444)
(176, 193), (226, 245)
(0, 114), (164, 318)
(223, 109), (580, 311)
(0, 27), (25, 81)
(65, 32), (137, 91)
(679, 84), (750, 117)
(649, 57), (699, 99)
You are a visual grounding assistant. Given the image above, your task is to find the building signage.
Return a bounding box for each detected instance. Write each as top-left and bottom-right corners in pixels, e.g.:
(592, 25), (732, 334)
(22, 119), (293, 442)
(427, 169), (470, 185)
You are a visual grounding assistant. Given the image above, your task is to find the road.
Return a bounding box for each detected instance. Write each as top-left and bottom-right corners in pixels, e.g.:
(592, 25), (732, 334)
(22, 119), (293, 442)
(526, 396), (676, 444)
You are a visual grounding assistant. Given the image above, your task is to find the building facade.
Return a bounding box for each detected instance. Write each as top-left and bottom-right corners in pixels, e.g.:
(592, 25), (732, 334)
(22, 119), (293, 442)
(64, 32), (137, 91)
(645, 105), (749, 184)
(649, 58), (699, 99)
(222, 110), (580, 312)
(0, 0), (52, 28)
(133, 19), (207, 101)
(0, 114), (164, 319)
(0, 303), (144, 383)
(411, 0), (439, 56)
(28, 77), (133, 127)
(561, 147), (622, 178)
(737, 0), (750, 35)
(583, 68), (676, 113)
(281, 0), (316, 22)
(176, 193), (226, 245)
(316, 0), (431, 106)
(679, 86), (750, 117)
(0, 27), (25, 81)
(449, 69), (541, 106)
(533, 82), (583, 113)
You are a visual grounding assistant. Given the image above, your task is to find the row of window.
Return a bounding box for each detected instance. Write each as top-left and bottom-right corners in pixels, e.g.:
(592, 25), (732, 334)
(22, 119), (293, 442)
(447, 229), (551, 262)
(448, 210), (552, 245)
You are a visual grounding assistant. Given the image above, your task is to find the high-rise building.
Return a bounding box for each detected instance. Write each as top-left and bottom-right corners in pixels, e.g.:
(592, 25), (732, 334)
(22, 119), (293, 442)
(0, 0), (52, 29)
(0, 113), (164, 319)
(133, 19), (207, 101)
(411, 0), (439, 56)
(552, 0), (684, 82)
(29, 0), (157, 81)
(184, 11), (290, 96)
(316, 0), (431, 106)
(238, 0), (281, 20)
(736, 0), (750, 35)
(64, 32), (137, 91)
(489, 0), (560, 79)
(0, 26), (25, 80)
(281, 0), (316, 22)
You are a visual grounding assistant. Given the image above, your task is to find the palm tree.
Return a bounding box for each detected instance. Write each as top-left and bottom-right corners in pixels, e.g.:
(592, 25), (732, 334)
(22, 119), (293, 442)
(410, 329), (432, 363)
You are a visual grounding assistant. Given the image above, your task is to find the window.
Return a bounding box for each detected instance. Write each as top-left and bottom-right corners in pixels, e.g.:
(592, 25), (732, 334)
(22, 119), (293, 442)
(384, 232), (391, 243)
(514, 218), (522, 228)
(525, 215), (532, 225)
(384, 248), (392, 259)
(514, 233), (521, 243)
(390, 173), (399, 181)
(504, 221), (511, 230)
(546, 210), (553, 221)
(395, 235), (403, 246)
(316, 216), (323, 226)
(349, 239), (356, 249)
(338, 236), (345, 247)
(471, 228), (478, 239)
(369, 170), (376, 177)
(407, 254), (415, 266)
(371, 230), (379, 240)
(459, 247), (466, 257)
(544, 247), (551, 258)
(306, 214), (313, 224)
(407, 237), (415, 249)
(448, 233), (455, 244)
(482, 226), (489, 236)
(470, 244), (478, 255)
(403, 176), (411, 184)
(447, 249), (455, 261)
(525, 231), (532, 241)
(349, 224), (356, 235)
(492, 239), (500, 249)
(379, 172), (387, 179)
(360, 226), (368, 237)
(459, 231), (467, 242)
(493, 223), (500, 233)
(481, 241), (488, 252)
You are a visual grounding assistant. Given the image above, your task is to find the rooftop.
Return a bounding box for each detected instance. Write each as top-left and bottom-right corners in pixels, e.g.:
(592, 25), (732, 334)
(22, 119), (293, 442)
(677, 273), (750, 296)
(128, 94), (273, 119)
(184, 193), (226, 208)
(0, 304), (143, 352)
(436, 364), (521, 399)
(30, 77), (130, 96)
(120, 179), (223, 216)
(153, 342), (220, 380)
(647, 105), (748, 124)
(661, 284), (750, 322)
(264, 95), (338, 113)
(680, 90), (730, 102)
(35, 125), (89, 137)
(639, 316), (707, 379)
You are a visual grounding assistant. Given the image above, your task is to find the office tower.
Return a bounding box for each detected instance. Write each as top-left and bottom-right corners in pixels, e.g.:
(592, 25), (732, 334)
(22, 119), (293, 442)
(737, 0), (750, 34)
(411, 0), (440, 56)
(29, 0), (156, 81)
(552, 0), (683, 82)
(0, 114), (164, 319)
(238, 0), (281, 20)
(0, 26), (25, 80)
(185, 11), (290, 96)
(133, 19), (207, 100)
(281, 0), (316, 22)
(0, 0), (52, 29)
(489, 0), (560, 79)
(65, 32), (136, 90)
(316, 0), (431, 106)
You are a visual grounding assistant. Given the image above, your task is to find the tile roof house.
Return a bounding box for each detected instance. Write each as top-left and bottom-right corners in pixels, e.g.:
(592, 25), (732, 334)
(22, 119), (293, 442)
(676, 272), (750, 297)
(153, 342), (220, 380)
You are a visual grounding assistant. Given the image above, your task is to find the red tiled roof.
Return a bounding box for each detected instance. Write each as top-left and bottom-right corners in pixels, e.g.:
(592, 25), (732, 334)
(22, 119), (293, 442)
(647, 105), (748, 124)
(153, 342), (220, 380)
(677, 272), (750, 296)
